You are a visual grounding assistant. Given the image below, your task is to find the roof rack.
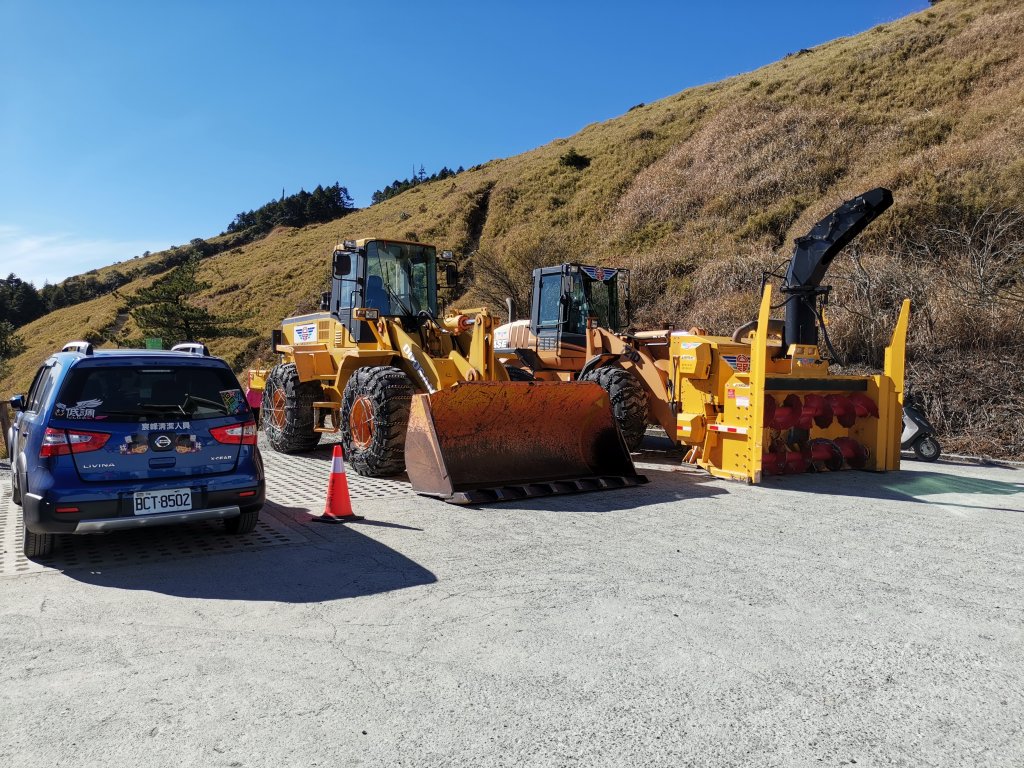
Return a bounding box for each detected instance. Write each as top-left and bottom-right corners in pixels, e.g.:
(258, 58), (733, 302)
(62, 341), (95, 355)
(171, 342), (210, 356)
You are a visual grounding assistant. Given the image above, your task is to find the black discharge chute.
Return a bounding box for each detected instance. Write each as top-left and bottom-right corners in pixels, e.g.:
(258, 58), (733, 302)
(781, 187), (893, 347)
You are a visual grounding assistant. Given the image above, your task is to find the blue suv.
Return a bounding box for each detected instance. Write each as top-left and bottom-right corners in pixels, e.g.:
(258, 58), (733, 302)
(6, 341), (265, 558)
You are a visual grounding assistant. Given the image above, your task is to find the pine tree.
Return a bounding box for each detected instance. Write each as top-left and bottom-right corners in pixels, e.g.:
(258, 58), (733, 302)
(121, 255), (247, 344)
(0, 274), (46, 327)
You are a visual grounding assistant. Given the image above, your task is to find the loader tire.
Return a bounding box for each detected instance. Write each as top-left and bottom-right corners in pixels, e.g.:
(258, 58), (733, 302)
(581, 366), (648, 452)
(340, 366), (414, 477)
(261, 363), (323, 454)
(503, 364), (535, 381)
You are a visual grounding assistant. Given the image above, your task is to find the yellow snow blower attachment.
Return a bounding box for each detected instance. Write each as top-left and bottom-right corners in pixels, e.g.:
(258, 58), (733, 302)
(405, 380), (645, 503)
(669, 188), (910, 482)
(671, 283), (909, 483)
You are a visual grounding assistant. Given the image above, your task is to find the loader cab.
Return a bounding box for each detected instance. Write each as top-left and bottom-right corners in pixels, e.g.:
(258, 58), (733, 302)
(530, 264), (630, 350)
(328, 239), (439, 343)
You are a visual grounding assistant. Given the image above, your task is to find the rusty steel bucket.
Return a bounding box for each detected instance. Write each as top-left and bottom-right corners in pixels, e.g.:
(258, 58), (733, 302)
(404, 380), (647, 504)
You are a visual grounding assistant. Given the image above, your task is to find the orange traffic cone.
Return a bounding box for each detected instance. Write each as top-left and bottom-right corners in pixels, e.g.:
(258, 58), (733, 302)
(312, 444), (364, 523)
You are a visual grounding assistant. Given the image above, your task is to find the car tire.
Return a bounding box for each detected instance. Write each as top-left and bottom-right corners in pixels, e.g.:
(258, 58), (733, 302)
(340, 366), (413, 477)
(912, 435), (941, 462)
(580, 366), (648, 452)
(23, 520), (55, 559)
(261, 363), (323, 454)
(224, 508), (259, 534)
(11, 470), (21, 507)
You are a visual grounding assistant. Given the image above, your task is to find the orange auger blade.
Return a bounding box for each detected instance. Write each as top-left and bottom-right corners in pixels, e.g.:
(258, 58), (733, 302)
(404, 381), (648, 504)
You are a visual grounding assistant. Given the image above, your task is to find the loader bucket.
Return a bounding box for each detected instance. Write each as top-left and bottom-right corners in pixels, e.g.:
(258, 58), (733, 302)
(404, 381), (648, 504)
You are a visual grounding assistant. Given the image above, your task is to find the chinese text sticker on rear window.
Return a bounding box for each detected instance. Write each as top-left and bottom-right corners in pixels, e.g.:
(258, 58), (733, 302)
(220, 389), (247, 415)
(54, 399), (104, 419)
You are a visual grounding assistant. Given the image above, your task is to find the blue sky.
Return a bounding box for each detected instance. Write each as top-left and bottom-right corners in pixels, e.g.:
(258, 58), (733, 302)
(0, 0), (928, 287)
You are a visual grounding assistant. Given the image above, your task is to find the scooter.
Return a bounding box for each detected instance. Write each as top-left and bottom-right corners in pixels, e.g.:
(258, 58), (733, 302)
(902, 403), (941, 462)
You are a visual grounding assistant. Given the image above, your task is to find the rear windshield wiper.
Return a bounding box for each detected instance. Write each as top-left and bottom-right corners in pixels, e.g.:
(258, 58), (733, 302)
(183, 394), (229, 414)
(90, 404), (185, 419)
(97, 408), (151, 418)
(137, 402), (188, 416)
(98, 398), (230, 418)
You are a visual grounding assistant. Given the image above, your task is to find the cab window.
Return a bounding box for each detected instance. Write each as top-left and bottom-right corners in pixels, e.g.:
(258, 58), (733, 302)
(537, 274), (562, 327)
(586, 274), (620, 331)
(565, 273), (587, 335)
(365, 241), (438, 317)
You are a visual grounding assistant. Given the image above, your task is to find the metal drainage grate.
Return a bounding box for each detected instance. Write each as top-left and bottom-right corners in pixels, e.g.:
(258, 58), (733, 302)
(260, 437), (421, 503)
(1, 488), (307, 576)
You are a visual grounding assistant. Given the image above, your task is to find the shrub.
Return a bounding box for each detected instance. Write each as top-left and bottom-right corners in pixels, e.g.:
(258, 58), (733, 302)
(559, 149), (591, 170)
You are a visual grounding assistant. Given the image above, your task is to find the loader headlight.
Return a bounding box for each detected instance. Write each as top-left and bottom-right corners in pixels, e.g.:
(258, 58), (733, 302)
(354, 307), (381, 321)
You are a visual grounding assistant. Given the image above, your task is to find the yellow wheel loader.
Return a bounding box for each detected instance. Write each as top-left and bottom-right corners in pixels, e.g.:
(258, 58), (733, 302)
(493, 188), (910, 483)
(249, 239), (646, 503)
(494, 262), (661, 452)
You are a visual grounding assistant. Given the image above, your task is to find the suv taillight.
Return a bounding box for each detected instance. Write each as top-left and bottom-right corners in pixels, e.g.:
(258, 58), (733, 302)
(40, 427), (111, 458)
(210, 420), (258, 445)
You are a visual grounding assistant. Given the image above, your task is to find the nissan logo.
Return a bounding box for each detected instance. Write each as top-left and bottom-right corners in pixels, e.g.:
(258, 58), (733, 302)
(154, 435), (172, 449)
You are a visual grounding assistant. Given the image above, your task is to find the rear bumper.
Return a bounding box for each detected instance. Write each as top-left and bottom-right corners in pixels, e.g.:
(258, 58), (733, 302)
(22, 482), (264, 534)
(73, 505), (240, 533)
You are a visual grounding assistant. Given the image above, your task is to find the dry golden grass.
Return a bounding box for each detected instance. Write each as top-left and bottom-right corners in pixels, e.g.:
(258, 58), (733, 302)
(2, 0), (1022, 457)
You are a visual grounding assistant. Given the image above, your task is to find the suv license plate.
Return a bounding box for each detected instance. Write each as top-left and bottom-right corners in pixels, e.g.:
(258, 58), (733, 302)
(133, 489), (193, 515)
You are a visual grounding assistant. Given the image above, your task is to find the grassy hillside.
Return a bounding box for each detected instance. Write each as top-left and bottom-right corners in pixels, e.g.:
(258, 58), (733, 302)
(3, 0), (1022, 458)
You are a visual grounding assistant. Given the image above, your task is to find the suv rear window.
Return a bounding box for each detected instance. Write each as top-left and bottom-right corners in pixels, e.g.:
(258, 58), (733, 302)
(54, 364), (248, 423)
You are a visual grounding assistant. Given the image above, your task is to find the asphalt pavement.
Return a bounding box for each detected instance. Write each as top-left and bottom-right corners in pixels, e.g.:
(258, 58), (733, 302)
(1, 443), (1022, 767)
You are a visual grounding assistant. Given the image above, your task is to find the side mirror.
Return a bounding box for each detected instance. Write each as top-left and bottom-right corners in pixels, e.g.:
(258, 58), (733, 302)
(9, 394), (26, 412)
(332, 251), (352, 277)
(445, 264), (458, 288)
